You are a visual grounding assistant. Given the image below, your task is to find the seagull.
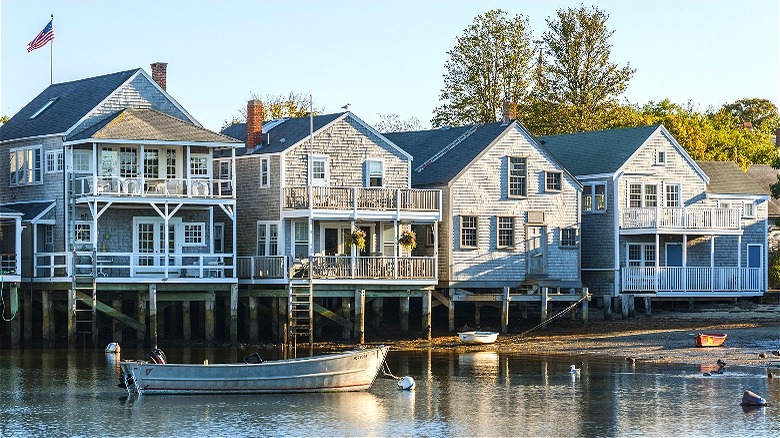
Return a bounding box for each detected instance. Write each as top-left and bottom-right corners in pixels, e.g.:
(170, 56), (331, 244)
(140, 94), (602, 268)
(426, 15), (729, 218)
(570, 365), (581, 375)
(341, 103), (351, 111)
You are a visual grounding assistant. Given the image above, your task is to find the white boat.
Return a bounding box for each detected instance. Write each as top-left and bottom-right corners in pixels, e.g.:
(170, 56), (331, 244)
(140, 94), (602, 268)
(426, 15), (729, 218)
(457, 331), (498, 344)
(119, 346), (389, 395)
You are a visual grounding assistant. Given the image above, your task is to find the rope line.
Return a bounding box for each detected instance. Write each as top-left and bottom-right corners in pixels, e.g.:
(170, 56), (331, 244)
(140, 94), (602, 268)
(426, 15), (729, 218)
(517, 294), (589, 338)
(380, 360), (403, 380)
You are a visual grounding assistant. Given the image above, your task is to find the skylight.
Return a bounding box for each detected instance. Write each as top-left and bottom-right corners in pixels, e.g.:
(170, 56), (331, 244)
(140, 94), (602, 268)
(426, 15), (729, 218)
(29, 97), (59, 119)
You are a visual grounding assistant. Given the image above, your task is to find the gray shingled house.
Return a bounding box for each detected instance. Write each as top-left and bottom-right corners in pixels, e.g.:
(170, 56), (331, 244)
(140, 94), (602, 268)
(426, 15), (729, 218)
(0, 65), (242, 347)
(386, 117), (585, 332)
(221, 102), (441, 341)
(541, 125), (769, 311)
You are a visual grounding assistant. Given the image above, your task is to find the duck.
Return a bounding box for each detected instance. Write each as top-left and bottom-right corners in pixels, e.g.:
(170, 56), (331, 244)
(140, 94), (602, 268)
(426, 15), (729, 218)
(570, 364), (581, 375)
(716, 359), (727, 368)
(703, 372), (711, 377)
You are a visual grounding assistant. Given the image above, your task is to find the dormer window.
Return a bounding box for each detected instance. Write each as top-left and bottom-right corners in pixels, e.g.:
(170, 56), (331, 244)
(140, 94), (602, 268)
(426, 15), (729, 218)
(29, 97), (58, 119)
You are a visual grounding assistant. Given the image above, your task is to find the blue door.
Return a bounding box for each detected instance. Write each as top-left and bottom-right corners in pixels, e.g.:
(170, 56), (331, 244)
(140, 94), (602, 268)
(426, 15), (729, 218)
(666, 244), (683, 267)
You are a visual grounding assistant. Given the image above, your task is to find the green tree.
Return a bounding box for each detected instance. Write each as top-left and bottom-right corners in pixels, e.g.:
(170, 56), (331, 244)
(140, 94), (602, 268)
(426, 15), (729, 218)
(0, 115), (8, 125)
(722, 98), (779, 134)
(375, 113), (421, 132)
(528, 5), (635, 135)
(431, 9), (535, 127)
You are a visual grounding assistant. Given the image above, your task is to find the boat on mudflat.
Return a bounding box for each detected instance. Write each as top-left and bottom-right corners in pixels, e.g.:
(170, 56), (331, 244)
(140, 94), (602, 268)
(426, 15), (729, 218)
(458, 331), (498, 344)
(119, 346), (389, 395)
(694, 333), (727, 347)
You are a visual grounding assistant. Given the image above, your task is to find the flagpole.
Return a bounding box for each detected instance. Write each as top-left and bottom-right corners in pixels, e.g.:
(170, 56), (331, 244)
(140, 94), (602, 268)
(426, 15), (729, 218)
(50, 14), (54, 84)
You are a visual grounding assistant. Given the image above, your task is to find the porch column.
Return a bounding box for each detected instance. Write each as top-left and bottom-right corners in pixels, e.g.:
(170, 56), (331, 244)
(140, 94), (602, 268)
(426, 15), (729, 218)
(654, 234), (660, 292)
(683, 234), (688, 291)
(737, 234), (742, 291)
(710, 235), (715, 291)
(149, 284), (158, 348)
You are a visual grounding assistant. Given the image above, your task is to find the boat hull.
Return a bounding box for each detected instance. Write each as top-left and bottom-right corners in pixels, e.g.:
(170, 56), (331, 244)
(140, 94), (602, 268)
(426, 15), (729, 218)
(120, 346), (389, 395)
(458, 331), (498, 344)
(694, 333), (727, 347)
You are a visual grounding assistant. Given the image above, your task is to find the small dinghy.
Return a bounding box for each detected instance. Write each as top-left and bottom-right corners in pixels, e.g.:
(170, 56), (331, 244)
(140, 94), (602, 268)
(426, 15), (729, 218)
(458, 331), (498, 345)
(741, 390), (768, 406)
(694, 333), (727, 347)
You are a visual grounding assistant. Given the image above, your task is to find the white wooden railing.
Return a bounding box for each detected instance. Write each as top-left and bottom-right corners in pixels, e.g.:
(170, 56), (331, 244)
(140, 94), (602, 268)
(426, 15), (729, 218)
(236, 255), (436, 280)
(622, 266), (762, 293)
(621, 207), (741, 231)
(72, 176), (234, 199)
(283, 186), (441, 212)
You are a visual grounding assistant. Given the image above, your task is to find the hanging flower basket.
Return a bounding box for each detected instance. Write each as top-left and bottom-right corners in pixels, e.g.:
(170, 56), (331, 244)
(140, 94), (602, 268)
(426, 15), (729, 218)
(399, 230), (417, 251)
(348, 228), (366, 250)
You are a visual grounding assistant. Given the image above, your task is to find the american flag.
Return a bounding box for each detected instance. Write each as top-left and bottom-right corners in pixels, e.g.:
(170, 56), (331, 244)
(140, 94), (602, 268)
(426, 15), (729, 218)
(27, 19), (55, 52)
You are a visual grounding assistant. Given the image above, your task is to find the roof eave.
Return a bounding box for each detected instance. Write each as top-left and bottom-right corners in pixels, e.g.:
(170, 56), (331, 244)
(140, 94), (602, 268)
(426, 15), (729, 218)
(63, 137), (242, 148)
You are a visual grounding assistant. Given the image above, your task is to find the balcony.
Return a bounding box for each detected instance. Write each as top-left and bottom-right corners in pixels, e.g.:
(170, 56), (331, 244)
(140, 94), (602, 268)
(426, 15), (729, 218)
(236, 254), (436, 282)
(33, 251), (234, 282)
(1, 253), (18, 275)
(72, 176), (234, 200)
(621, 266), (762, 295)
(621, 207), (741, 232)
(283, 187), (441, 216)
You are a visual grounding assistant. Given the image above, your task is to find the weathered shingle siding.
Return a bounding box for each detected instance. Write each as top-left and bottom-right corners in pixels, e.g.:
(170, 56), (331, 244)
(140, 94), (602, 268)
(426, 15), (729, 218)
(448, 127), (580, 285)
(234, 154), (281, 256)
(580, 176), (615, 270)
(70, 74), (191, 136)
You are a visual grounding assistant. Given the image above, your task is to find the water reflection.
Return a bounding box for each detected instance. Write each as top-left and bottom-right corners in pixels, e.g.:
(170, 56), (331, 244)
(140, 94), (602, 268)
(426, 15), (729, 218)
(0, 348), (776, 436)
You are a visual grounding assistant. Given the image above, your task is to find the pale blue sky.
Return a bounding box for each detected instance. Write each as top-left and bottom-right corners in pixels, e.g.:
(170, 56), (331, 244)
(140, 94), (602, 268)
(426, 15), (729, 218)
(2, 0), (778, 132)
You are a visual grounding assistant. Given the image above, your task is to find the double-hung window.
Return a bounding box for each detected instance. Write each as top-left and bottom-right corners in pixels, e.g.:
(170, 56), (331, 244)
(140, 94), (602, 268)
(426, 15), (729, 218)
(365, 159), (383, 187)
(743, 201), (755, 218)
(627, 243), (656, 267)
(293, 222), (309, 259)
(508, 157), (527, 198)
(628, 183), (658, 208)
(45, 150), (63, 173)
(497, 217), (514, 248)
(311, 157), (327, 186)
(583, 183), (606, 212)
(460, 216), (478, 249)
(9, 145), (43, 186)
(257, 222), (279, 256)
(664, 184), (680, 208)
(561, 228), (577, 247)
(545, 171), (562, 192)
(260, 157), (269, 187)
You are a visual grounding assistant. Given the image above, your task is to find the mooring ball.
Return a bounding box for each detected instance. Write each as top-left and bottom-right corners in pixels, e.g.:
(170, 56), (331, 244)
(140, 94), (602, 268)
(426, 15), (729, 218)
(397, 376), (416, 391)
(105, 342), (121, 354)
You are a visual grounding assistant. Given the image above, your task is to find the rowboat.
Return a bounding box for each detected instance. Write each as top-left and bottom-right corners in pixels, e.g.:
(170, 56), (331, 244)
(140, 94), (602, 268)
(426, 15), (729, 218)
(694, 333), (727, 347)
(458, 331), (498, 344)
(119, 346), (389, 395)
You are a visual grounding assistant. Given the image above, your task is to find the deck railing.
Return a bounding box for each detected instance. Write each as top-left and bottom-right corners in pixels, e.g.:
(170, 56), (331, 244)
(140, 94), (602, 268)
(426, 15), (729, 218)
(621, 207), (741, 231)
(236, 255), (436, 281)
(621, 266), (762, 293)
(283, 186), (440, 212)
(0, 253), (17, 275)
(72, 176), (234, 199)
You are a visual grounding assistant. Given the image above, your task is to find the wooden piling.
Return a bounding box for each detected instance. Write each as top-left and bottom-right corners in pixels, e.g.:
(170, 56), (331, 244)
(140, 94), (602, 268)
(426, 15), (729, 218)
(521, 302), (528, 319)
(149, 284), (158, 348)
(271, 298), (279, 341)
(474, 303), (482, 326)
(582, 287), (589, 327)
(136, 291), (146, 347)
(448, 290), (455, 332)
(67, 288), (75, 347)
(355, 289), (365, 344)
(42, 290), (51, 348)
(400, 296), (410, 335)
(501, 286), (510, 334)
(621, 294), (630, 319)
(540, 287), (548, 329)
(112, 298), (123, 343)
(204, 297), (215, 345)
(341, 297), (352, 340)
(248, 297), (259, 342)
(23, 288), (32, 343)
(182, 301), (191, 341)
(372, 297), (383, 329)
(10, 286), (19, 347)
(422, 290), (431, 340)
(230, 284), (238, 346)
(644, 297), (652, 317)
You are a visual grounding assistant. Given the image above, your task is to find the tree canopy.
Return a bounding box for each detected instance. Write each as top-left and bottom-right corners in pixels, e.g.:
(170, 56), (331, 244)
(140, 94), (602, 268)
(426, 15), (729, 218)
(223, 92), (322, 129)
(431, 9), (535, 127)
(375, 114), (422, 132)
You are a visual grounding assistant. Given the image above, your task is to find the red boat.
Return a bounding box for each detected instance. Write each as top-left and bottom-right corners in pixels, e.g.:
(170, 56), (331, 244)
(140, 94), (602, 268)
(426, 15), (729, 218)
(694, 333), (727, 347)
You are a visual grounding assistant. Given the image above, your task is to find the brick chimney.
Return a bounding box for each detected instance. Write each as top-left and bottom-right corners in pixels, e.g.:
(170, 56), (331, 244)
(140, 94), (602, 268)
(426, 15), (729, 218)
(501, 99), (517, 124)
(246, 99), (264, 148)
(150, 62), (168, 91)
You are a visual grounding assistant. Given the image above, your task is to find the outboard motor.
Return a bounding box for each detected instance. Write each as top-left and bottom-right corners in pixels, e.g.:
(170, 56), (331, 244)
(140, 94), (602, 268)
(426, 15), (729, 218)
(146, 348), (167, 364)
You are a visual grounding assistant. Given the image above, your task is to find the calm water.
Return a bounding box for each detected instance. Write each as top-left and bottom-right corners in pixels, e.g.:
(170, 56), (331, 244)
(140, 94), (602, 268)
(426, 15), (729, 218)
(0, 347), (777, 437)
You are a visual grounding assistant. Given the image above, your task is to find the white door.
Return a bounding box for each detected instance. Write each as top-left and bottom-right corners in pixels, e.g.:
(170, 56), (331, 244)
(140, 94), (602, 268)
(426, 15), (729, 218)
(527, 226), (547, 276)
(133, 218), (182, 274)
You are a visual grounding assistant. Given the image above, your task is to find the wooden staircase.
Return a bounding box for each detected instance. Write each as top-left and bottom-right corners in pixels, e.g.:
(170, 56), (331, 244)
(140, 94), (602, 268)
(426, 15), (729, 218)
(288, 283), (313, 346)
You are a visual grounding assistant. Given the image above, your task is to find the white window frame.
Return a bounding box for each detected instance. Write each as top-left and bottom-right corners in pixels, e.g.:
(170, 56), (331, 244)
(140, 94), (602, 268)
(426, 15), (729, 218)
(545, 171), (562, 192)
(508, 156), (527, 198)
(743, 201), (755, 218)
(73, 150), (92, 173)
(496, 216), (514, 249)
(259, 157), (269, 188)
(256, 221), (280, 256)
(364, 159), (384, 187)
(310, 156), (328, 187)
(190, 152), (210, 177)
(426, 225), (435, 247)
(9, 145), (43, 186)
(628, 183), (658, 208)
(627, 243), (656, 267)
(74, 221), (92, 245)
(213, 222), (224, 253)
(583, 182), (606, 213)
(460, 215), (478, 249)
(656, 150), (667, 165)
(45, 150), (63, 173)
(183, 223), (206, 246)
(293, 221), (309, 259)
(664, 183), (680, 208)
(560, 228), (578, 248)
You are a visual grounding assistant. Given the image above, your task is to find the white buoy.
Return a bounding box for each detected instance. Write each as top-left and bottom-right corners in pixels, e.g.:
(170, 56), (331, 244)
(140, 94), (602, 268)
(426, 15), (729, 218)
(397, 376), (416, 390)
(570, 364), (581, 375)
(105, 342), (121, 354)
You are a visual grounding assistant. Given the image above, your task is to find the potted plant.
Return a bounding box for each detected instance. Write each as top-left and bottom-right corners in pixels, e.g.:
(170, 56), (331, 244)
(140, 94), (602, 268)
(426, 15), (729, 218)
(399, 229), (417, 251)
(348, 228), (366, 250)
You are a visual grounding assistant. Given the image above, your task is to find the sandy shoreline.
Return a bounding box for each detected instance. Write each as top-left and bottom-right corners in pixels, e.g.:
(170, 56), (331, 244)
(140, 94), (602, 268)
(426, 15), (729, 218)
(369, 302), (780, 367)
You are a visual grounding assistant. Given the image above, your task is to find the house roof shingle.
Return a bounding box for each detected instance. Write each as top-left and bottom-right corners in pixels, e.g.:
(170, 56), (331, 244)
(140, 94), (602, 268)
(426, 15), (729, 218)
(69, 108), (240, 144)
(221, 112), (346, 155)
(747, 164), (780, 217)
(0, 69), (140, 142)
(539, 125), (661, 176)
(696, 161), (767, 196)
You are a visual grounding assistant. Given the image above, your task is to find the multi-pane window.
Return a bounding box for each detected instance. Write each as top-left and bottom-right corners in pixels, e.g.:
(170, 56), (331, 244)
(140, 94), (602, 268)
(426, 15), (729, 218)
(75, 222), (92, 244)
(260, 157), (269, 187)
(144, 149), (159, 179)
(628, 243), (656, 267)
(213, 223), (224, 253)
(644, 185), (657, 207)
(508, 157), (527, 197)
(44, 224), (54, 252)
(426, 225), (435, 247)
(497, 217), (514, 248)
(9, 145), (43, 186)
(311, 158), (326, 185)
(664, 184), (680, 207)
(366, 160), (383, 187)
(294, 222), (309, 259)
(629, 183), (658, 208)
(165, 150), (177, 178)
(656, 151), (667, 165)
(73, 150), (91, 173)
(45, 150), (63, 173)
(183, 223), (205, 245)
(561, 228), (577, 247)
(190, 154), (209, 176)
(545, 172), (562, 192)
(629, 184), (642, 208)
(583, 183), (606, 212)
(119, 147), (137, 177)
(257, 222), (279, 256)
(460, 216), (478, 248)
(743, 201), (755, 218)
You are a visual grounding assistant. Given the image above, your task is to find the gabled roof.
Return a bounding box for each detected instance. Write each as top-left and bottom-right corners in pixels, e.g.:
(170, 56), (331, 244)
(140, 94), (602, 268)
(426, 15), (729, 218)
(67, 108), (240, 145)
(539, 125), (661, 176)
(384, 122), (515, 187)
(222, 112), (345, 155)
(1, 201), (56, 223)
(0, 69), (140, 141)
(747, 164), (780, 217)
(696, 161), (767, 196)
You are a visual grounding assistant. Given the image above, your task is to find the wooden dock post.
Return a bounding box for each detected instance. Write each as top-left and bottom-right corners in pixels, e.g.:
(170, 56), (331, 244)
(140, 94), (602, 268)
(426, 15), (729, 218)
(248, 297), (258, 342)
(448, 290), (455, 332)
(521, 302), (528, 319)
(372, 297), (383, 329)
(271, 298), (279, 341)
(136, 291), (146, 347)
(112, 298), (123, 343)
(10, 286), (19, 347)
(400, 295), (410, 335)
(341, 296), (352, 340)
(23, 288), (32, 343)
(66, 288), (75, 347)
(422, 290), (432, 340)
(205, 296), (215, 345)
(149, 284), (158, 348)
(582, 287), (589, 327)
(42, 290), (51, 348)
(182, 301), (191, 341)
(230, 284), (238, 346)
(540, 287), (548, 329)
(355, 289), (365, 344)
(501, 286), (510, 334)
(474, 303), (482, 326)
(644, 297), (652, 317)
(621, 294), (630, 319)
